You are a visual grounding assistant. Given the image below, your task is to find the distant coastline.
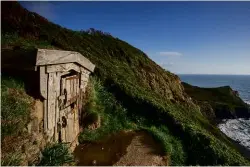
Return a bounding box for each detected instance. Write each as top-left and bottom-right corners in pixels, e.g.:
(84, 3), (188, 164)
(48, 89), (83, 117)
(180, 74), (250, 159)
(178, 74), (250, 76)
(179, 74), (250, 103)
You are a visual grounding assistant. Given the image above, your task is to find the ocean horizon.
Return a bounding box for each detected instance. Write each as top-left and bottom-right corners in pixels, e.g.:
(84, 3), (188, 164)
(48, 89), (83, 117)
(178, 74), (250, 104)
(179, 74), (250, 151)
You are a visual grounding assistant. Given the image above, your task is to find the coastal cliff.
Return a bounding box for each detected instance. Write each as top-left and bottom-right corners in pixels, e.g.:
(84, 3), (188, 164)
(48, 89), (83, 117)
(182, 82), (250, 123)
(1, 1), (250, 165)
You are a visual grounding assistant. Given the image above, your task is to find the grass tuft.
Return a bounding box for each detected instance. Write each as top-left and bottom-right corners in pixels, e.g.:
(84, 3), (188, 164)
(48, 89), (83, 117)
(79, 77), (134, 142)
(1, 152), (22, 166)
(142, 126), (186, 165)
(38, 143), (74, 166)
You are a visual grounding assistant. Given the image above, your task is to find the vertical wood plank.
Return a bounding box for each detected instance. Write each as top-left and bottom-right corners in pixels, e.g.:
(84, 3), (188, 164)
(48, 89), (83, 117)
(66, 79), (71, 102)
(66, 107), (71, 142)
(54, 72), (61, 142)
(61, 112), (66, 142)
(68, 113), (71, 142)
(40, 66), (48, 98)
(70, 79), (72, 98)
(47, 73), (54, 136)
(73, 79), (76, 97)
(47, 72), (59, 141)
(75, 77), (79, 137)
(61, 77), (67, 143)
(54, 73), (58, 142)
(44, 99), (47, 132)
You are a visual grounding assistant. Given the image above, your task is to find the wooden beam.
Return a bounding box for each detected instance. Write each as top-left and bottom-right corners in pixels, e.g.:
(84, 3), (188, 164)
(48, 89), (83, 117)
(39, 66), (48, 99)
(46, 63), (81, 73)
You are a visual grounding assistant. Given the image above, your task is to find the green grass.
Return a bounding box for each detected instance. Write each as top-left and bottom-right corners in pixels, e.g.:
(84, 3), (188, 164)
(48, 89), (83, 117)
(79, 77), (186, 165)
(2, 1), (250, 165)
(1, 76), (75, 166)
(79, 77), (135, 142)
(1, 76), (34, 166)
(1, 33), (55, 49)
(1, 152), (22, 166)
(142, 126), (186, 165)
(182, 82), (250, 120)
(182, 82), (244, 105)
(38, 143), (74, 166)
(1, 76), (33, 139)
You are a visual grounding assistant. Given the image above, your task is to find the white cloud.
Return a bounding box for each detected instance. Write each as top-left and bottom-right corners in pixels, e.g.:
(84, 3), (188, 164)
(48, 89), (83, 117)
(158, 51), (182, 57)
(159, 62), (174, 67)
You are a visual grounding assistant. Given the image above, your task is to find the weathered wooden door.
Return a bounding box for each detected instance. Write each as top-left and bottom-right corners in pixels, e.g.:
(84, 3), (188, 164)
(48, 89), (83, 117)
(58, 74), (80, 144)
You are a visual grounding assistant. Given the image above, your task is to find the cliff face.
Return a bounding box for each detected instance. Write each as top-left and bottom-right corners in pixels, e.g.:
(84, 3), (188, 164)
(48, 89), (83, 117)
(182, 82), (250, 123)
(1, 1), (250, 165)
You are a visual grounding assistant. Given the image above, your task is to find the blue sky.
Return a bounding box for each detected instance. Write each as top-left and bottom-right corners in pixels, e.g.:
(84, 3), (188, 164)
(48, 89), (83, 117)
(20, 1), (250, 75)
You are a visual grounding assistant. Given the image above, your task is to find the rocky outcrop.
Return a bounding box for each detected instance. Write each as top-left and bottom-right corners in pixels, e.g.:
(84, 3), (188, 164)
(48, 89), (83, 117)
(182, 82), (250, 123)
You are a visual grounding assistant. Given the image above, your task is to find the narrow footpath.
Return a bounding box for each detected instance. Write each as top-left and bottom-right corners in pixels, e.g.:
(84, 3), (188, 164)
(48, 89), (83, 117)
(74, 130), (168, 166)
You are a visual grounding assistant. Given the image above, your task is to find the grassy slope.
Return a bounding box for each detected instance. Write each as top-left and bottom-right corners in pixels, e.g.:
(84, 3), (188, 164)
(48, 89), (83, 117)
(79, 77), (186, 165)
(182, 82), (250, 121)
(1, 76), (33, 165)
(1, 76), (74, 166)
(1, 2), (249, 165)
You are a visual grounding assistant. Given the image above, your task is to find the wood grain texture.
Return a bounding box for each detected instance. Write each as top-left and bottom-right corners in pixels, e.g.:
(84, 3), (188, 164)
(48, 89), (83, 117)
(47, 73), (57, 140)
(36, 49), (95, 72)
(46, 63), (81, 73)
(43, 99), (48, 132)
(39, 66), (48, 99)
(54, 72), (61, 142)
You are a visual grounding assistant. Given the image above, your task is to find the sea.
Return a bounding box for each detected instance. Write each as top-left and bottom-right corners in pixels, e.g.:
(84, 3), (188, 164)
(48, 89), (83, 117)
(178, 74), (250, 151)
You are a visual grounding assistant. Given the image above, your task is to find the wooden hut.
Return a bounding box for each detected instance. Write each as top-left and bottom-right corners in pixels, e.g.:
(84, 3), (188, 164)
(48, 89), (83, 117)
(2, 48), (95, 148)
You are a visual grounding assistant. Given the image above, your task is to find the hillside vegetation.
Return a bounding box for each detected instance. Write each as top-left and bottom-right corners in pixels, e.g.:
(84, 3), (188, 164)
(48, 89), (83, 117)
(182, 82), (250, 122)
(1, 77), (33, 165)
(1, 2), (250, 165)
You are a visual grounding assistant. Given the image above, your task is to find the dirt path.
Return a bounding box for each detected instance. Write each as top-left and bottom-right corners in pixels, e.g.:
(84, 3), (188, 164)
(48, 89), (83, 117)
(74, 130), (168, 166)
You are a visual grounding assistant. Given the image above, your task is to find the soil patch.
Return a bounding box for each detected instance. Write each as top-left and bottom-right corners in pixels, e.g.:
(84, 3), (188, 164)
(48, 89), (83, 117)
(74, 130), (168, 166)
